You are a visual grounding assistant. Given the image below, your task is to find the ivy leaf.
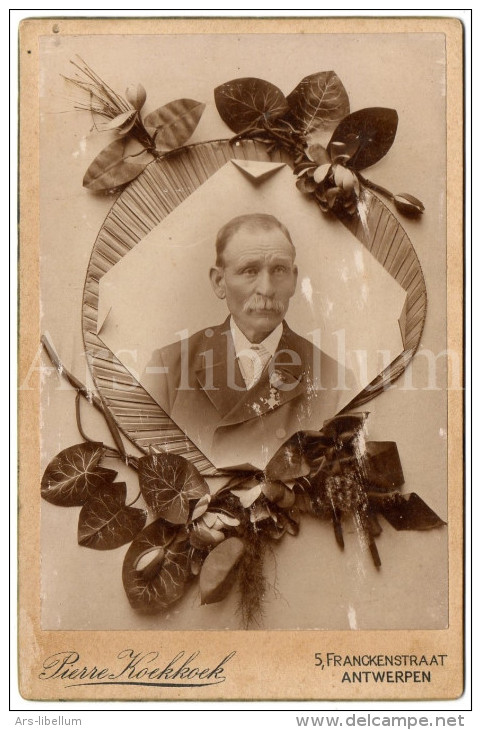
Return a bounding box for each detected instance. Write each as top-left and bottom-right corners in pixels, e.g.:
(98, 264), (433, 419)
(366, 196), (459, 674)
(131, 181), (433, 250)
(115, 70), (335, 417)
(286, 71), (350, 135)
(138, 452), (209, 524)
(78, 482), (147, 550)
(143, 99), (206, 150)
(83, 139), (147, 192)
(199, 537), (245, 605)
(122, 519), (191, 612)
(214, 77), (289, 133)
(327, 107), (398, 171)
(41, 442), (116, 506)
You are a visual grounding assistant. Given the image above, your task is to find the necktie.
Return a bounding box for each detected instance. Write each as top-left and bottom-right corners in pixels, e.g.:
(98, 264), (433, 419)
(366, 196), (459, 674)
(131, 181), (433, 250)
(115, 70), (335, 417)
(241, 344), (271, 390)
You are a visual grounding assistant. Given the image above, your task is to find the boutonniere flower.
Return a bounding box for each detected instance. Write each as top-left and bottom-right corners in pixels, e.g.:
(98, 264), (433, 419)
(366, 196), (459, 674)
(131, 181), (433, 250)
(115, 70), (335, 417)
(269, 370), (284, 391)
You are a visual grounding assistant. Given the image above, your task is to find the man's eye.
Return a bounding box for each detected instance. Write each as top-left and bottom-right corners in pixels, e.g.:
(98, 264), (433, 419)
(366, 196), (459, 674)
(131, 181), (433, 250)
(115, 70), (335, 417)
(243, 268), (258, 275)
(274, 265), (288, 274)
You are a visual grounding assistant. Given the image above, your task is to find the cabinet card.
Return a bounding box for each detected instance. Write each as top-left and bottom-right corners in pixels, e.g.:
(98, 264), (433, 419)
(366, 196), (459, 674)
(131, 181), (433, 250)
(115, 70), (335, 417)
(18, 16), (463, 701)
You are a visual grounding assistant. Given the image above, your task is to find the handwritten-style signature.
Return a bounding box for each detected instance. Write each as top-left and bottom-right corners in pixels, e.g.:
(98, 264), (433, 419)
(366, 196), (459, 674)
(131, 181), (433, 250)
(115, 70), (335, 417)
(38, 649), (237, 688)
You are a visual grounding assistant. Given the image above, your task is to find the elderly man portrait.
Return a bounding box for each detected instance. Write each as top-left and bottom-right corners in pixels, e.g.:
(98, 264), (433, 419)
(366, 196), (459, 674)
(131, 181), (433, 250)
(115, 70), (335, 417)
(143, 213), (353, 469)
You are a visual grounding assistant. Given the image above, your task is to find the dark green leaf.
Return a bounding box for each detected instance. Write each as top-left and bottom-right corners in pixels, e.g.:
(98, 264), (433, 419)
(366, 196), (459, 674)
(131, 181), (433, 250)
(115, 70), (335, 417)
(328, 108), (398, 170)
(329, 137), (360, 163)
(78, 482), (147, 550)
(373, 493), (446, 531)
(138, 452), (209, 524)
(199, 537), (245, 605)
(143, 99), (206, 150)
(287, 71), (350, 135)
(122, 519), (191, 613)
(41, 442), (114, 506)
(214, 77), (289, 133)
(83, 139), (146, 192)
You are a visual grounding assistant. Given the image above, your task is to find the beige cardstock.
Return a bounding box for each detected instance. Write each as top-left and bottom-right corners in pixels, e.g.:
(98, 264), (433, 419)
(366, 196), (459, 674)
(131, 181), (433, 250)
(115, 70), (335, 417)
(18, 17), (464, 701)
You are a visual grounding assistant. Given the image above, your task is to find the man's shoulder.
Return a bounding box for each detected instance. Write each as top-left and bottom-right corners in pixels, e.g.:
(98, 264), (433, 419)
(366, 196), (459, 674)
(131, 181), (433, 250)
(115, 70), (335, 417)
(143, 321), (229, 411)
(282, 323), (326, 360)
(152, 320), (229, 363)
(282, 322), (355, 391)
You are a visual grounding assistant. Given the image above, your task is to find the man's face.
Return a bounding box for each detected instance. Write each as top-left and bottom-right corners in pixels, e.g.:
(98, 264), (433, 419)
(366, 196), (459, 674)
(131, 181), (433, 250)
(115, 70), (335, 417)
(210, 225), (298, 343)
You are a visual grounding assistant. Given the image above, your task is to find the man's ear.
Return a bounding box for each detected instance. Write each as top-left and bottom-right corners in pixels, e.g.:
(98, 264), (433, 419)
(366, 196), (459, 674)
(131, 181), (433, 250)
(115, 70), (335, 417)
(292, 264), (298, 293)
(210, 266), (226, 300)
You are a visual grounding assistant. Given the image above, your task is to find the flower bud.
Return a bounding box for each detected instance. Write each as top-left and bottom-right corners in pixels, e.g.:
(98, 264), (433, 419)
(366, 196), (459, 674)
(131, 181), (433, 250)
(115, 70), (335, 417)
(296, 175), (317, 194)
(126, 83), (147, 111)
(136, 547), (165, 581)
(393, 193), (425, 217)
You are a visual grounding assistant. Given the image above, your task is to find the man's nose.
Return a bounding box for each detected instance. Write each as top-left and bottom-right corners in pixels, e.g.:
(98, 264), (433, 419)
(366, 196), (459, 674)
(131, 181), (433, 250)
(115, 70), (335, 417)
(256, 270), (275, 297)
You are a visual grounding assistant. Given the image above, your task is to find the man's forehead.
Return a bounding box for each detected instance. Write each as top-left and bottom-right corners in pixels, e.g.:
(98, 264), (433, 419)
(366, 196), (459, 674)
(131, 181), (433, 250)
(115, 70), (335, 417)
(223, 226), (295, 263)
(232, 249), (294, 264)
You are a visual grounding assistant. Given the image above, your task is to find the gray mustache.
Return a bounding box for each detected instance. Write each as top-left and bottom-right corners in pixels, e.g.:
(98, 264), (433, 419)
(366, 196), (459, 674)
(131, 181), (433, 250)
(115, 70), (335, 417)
(243, 295), (285, 314)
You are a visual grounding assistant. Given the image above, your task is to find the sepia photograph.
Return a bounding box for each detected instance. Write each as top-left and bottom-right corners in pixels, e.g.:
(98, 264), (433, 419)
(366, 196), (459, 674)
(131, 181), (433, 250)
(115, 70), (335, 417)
(17, 17), (463, 701)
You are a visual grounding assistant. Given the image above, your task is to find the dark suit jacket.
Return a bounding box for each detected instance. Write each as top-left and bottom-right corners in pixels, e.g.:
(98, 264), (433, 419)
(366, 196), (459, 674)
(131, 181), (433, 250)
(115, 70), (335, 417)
(142, 318), (354, 469)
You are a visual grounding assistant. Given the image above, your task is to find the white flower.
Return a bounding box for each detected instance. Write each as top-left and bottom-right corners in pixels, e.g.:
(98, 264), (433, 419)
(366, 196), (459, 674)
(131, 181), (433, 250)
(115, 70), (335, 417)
(190, 511), (240, 549)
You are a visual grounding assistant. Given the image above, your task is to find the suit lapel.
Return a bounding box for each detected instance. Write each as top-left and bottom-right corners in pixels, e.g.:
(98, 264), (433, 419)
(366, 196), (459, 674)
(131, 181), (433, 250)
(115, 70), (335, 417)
(219, 323), (309, 427)
(194, 319), (247, 418)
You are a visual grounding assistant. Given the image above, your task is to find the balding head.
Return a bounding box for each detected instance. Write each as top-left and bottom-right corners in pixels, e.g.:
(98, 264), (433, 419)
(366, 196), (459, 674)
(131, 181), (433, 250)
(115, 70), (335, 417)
(215, 213), (295, 267)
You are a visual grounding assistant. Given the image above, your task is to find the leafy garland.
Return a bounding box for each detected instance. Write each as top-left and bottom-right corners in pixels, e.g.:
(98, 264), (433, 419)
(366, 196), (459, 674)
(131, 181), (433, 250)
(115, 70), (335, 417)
(213, 74), (424, 217)
(41, 64), (441, 627)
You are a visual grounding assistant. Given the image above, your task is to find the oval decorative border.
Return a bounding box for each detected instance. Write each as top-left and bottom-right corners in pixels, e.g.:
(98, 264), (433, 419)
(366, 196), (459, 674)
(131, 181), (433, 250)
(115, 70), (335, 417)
(82, 139), (426, 474)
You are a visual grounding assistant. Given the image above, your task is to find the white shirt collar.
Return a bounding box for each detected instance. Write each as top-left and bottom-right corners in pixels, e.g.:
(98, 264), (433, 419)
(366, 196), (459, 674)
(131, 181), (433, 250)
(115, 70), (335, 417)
(230, 317), (283, 357)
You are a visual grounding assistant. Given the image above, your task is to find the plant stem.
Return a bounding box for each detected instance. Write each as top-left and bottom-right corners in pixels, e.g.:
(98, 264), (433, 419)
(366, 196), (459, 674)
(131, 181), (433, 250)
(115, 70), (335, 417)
(131, 120), (158, 155)
(41, 335), (104, 410)
(357, 173), (394, 201)
(127, 491), (142, 507)
(75, 392), (97, 444)
(41, 334), (137, 468)
(330, 506), (345, 549)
